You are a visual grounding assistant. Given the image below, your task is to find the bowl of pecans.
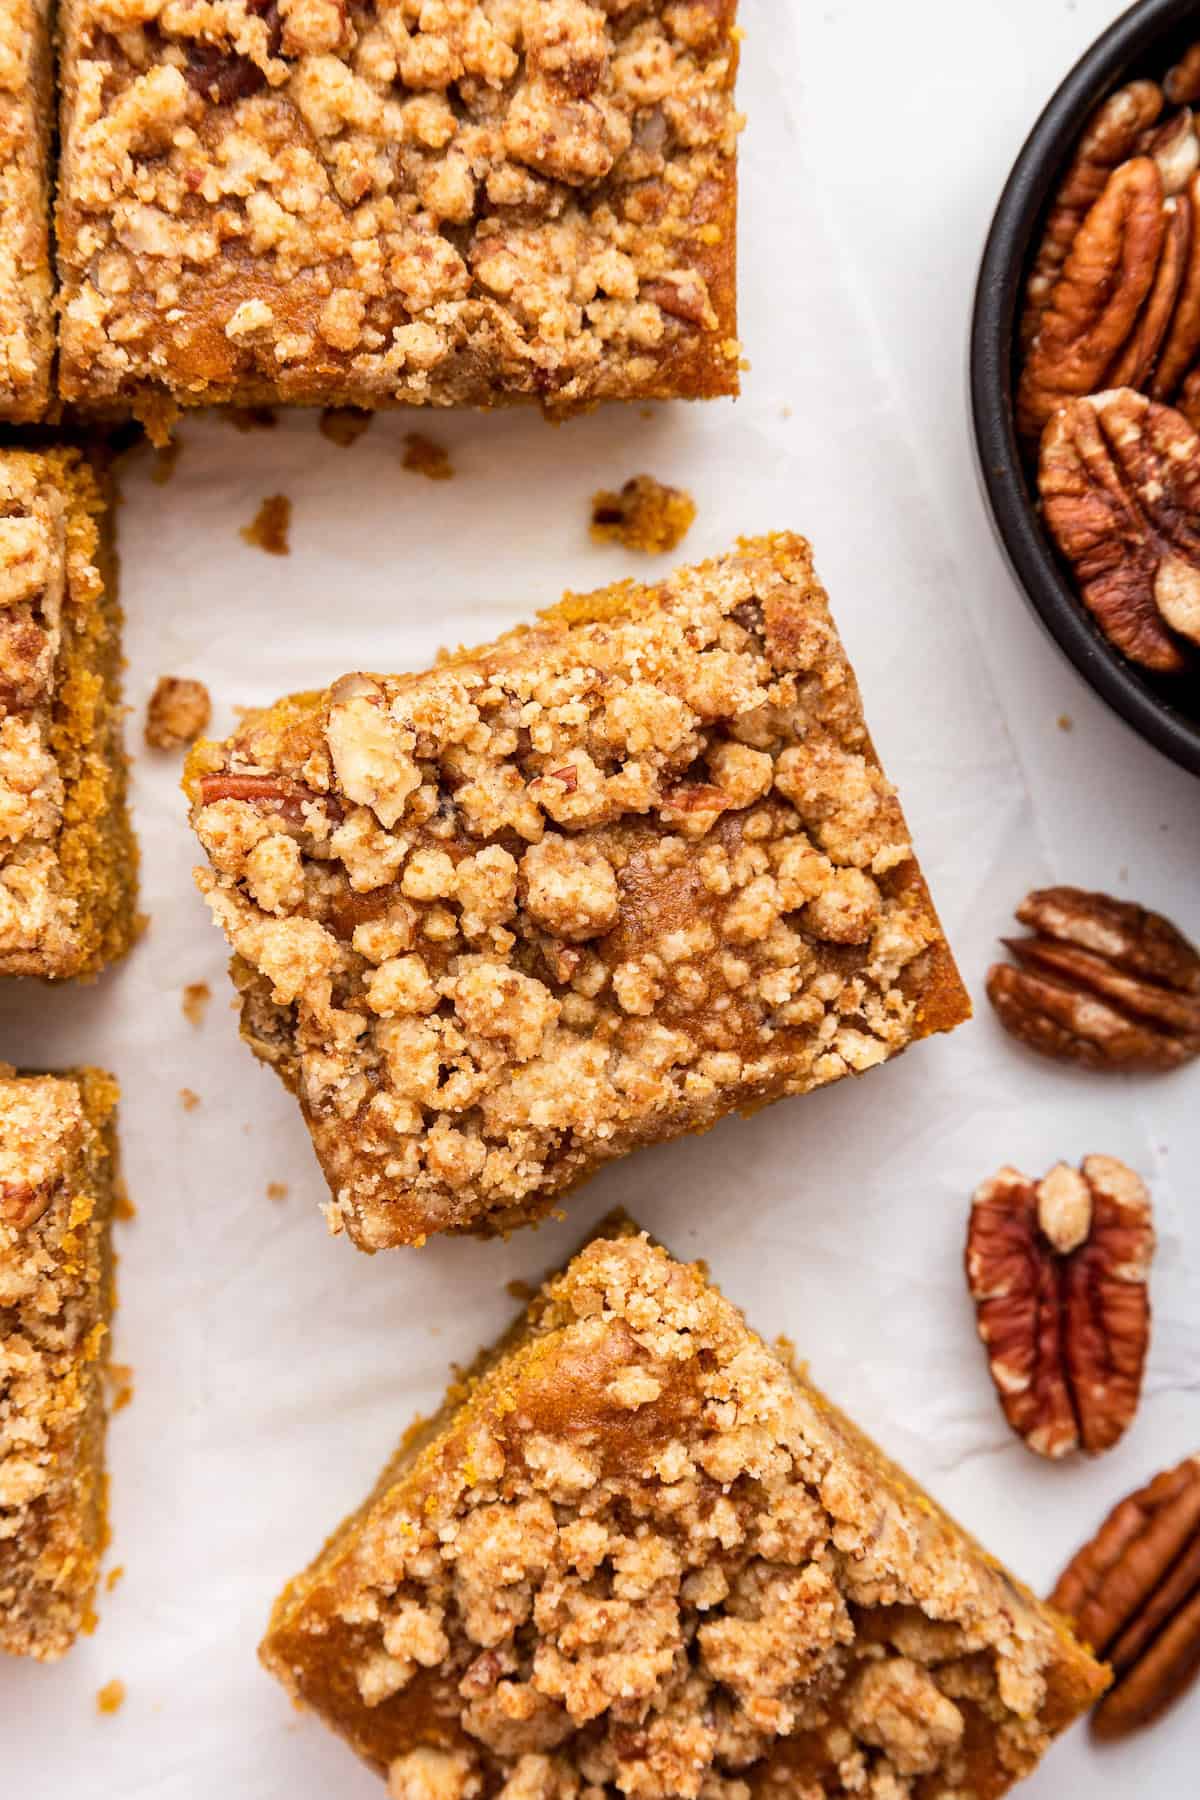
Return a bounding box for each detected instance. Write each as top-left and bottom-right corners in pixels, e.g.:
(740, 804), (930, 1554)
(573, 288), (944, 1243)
(972, 0), (1200, 775)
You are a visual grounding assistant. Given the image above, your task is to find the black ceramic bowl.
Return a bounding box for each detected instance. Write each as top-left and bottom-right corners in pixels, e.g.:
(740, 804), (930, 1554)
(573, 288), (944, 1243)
(972, 0), (1200, 776)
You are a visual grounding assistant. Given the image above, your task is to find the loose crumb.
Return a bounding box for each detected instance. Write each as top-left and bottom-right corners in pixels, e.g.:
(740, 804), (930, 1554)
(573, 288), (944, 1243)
(505, 1278), (536, 1302)
(1057, 713), (1074, 732)
(241, 496), (291, 557)
(96, 1680), (125, 1716)
(402, 433), (454, 482)
(182, 981), (212, 1027)
(145, 676), (211, 750)
(227, 406), (277, 432)
(114, 1186), (137, 1222)
(590, 474), (696, 554)
(179, 1088), (200, 1112)
(266, 1181), (289, 1203)
(320, 407), (372, 448)
(149, 438), (181, 487)
(106, 1364), (134, 1414)
(105, 1566), (124, 1593)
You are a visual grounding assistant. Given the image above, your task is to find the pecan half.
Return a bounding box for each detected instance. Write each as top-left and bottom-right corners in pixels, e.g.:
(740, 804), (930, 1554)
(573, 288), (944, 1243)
(1166, 43), (1200, 106)
(1017, 158), (1166, 440)
(1106, 192), (1192, 389)
(1021, 81), (1164, 350)
(1153, 173), (1200, 396)
(1051, 1454), (1200, 1736)
(988, 885), (1200, 1069)
(1140, 107), (1200, 195)
(1039, 388), (1200, 672)
(966, 1157), (1153, 1459)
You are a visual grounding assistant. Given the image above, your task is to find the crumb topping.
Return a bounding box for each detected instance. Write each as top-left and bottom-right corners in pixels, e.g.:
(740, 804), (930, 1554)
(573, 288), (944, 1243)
(145, 674), (212, 749)
(56, 0), (741, 419)
(590, 473), (696, 554)
(0, 0), (52, 419)
(189, 535), (964, 1249)
(0, 1070), (117, 1659)
(262, 1229), (1103, 1798)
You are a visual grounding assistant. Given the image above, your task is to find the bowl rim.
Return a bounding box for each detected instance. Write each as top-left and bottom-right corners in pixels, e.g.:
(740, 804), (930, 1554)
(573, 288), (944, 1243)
(970, 0), (1200, 778)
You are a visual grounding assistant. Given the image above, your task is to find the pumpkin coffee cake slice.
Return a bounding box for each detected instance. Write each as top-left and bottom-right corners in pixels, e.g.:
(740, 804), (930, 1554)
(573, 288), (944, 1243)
(187, 534), (969, 1250)
(0, 1067), (120, 1659)
(0, 448), (139, 980)
(260, 1220), (1107, 1797)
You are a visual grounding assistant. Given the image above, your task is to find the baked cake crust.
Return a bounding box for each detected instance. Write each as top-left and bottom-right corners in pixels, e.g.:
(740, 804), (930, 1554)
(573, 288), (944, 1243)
(0, 1067), (119, 1660)
(56, 0), (741, 431)
(260, 1220), (1107, 1799)
(0, 448), (139, 980)
(187, 534), (969, 1251)
(0, 0), (54, 421)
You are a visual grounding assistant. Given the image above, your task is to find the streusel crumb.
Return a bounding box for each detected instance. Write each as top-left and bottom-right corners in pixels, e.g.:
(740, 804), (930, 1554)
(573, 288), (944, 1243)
(0, 1069), (120, 1660)
(402, 433), (455, 482)
(261, 1221), (1107, 1798)
(590, 474), (696, 554)
(241, 495), (292, 557)
(56, 0), (741, 424)
(146, 676), (212, 750)
(186, 534), (968, 1252)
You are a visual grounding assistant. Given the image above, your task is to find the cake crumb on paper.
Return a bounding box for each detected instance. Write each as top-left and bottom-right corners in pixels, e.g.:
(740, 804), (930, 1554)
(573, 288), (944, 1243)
(105, 1566), (124, 1593)
(115, 1186), (136, 1222)
(267, 1182), (288, 1204)
(1057, 713), (1074, 732)
(145, 677), (211, 751)
(96, 1680), (125, 1716)
(149, 438), (181, 487)
(319, 407), (371, 448)
(240, 496), (291, 556)
(182, 982), (211, 1027)
(505, 1278), (536, 1302)
(402, 433), (454, 482)
(106, 1363), (135, 1414)
(179, 1088), (200, 1112)
(590, 475), (696, 554)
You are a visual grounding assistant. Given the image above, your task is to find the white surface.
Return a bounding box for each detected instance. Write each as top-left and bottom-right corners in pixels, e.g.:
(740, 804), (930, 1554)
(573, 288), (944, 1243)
(4, 4), (1199, 1794)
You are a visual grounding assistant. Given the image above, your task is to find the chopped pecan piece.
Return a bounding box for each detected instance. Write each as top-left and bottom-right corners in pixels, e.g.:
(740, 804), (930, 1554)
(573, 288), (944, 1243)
(197, 771), (334, 828)
(966, 1156), (1154, 1459)
(1039, 389), (1200, 672)
(1017, 158), (1166, 439)
(0, 1179), (54, 1231)
(1051, 1454), (1200, 1736)
(1021, 81), (1164, 350)
(988, 884), (1200, 1069)
(184, 0), (282, 103)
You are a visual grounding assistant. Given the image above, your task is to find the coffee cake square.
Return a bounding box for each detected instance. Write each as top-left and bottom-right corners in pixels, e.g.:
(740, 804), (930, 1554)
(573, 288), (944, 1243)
(187, 534), (969, 1250)
(0, 0), (54, 420)
(56, 0), (741, 430)
(260, 1221), (1107, 1797)
(0, 449), (139, 981)
(0, 1067), (120, 1660)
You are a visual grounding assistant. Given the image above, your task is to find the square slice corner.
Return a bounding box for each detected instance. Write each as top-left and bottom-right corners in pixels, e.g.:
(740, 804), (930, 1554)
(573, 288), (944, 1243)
(259, 1217), (1107, 1800)
(56, 0), (741, 428)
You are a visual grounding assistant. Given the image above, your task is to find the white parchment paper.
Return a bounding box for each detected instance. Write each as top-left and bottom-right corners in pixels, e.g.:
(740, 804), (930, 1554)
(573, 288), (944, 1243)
(3, 18), (1197, 1797)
